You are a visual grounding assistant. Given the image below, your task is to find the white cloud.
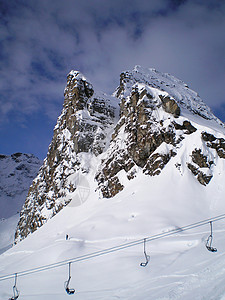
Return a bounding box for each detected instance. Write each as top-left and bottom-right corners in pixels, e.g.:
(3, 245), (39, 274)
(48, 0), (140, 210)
(0, 0), (224, 127)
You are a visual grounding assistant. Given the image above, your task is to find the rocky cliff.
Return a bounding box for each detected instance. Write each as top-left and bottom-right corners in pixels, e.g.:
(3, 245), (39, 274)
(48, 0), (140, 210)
(14, 71), (119, 243)
(96, 66), (225, 197)
(15, 66), (225, 243)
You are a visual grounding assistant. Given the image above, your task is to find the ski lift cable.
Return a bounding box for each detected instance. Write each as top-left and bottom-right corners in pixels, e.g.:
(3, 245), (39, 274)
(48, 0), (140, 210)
(1, 213), (225, 282)
(1, 213), (225, 281)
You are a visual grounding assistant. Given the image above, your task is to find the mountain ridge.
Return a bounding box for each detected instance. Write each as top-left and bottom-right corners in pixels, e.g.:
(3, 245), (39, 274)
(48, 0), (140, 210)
(14, 66), (225, 243)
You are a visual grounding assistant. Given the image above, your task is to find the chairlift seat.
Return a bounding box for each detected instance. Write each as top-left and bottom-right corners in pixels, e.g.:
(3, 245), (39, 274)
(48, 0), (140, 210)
(66, 287), (75, 295)
(65, 263), (75, 295)
(9, 274), (19, 300)
(206, 245), (217, 252)
(205, 222), (217, 253)
(9, 297), (19, 300)
(140, 261), (149, 267)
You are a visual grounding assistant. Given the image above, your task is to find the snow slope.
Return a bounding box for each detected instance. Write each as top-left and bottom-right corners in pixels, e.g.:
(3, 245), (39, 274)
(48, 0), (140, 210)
(0, 153), (41, 257)
(1, 138), (225, 299)
(0, 214), (19, 255)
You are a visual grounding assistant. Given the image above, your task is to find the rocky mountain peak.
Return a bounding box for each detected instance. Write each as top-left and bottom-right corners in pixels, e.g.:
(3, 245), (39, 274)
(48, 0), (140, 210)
(96, 66), (225, 198)
(64, 71), (94, 111)
(116, 66), (224, 126)
(14, 71), (119, 243)
(15, 66), (225, 243)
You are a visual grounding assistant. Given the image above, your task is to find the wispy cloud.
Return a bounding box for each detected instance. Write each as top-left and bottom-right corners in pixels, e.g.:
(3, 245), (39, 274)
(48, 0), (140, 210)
(0, 0), (224, 135)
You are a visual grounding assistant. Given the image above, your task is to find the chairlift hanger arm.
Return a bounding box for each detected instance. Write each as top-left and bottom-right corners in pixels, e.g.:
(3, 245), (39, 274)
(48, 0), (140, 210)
(9, 273), (19, 300)
(65, 263), (75, 295)
(140, 238), (150, 267)
(205, 221), (217, 253)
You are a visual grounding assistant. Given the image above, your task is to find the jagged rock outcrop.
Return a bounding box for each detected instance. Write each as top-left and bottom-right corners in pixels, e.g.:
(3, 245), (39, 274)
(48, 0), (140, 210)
(202, 132), (225, 158)
(173, 121), (197, 134)
(95, 67), (221, 198)
(15, 66), (225, 243)
(96, 83), (182, 197)
(159, 95), (180, 117)
(187, 148), (213, 186)
(14, 71), (119, 243)
(186, 132), (225, 186)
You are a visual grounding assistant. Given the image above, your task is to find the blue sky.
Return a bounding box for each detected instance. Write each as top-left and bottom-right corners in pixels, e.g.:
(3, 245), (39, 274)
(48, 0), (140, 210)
(0, 0), (224, 159)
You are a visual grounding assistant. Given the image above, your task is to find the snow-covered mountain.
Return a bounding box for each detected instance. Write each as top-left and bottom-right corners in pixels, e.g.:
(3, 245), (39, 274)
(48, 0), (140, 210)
(0, 153), (42, 219)
(1, 66), (225, 299)
(15, 66), (225, 244)
(0, 153), (42, 254)
(96, 66), (225, 198)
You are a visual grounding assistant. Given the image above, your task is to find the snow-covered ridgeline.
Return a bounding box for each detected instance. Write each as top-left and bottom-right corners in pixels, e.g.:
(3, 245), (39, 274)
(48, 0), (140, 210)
(115, 65), (224, 126)
(14, 66), (225, 245)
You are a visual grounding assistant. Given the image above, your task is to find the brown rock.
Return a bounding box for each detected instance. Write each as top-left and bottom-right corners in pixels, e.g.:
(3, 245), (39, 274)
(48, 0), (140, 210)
(202, 132), (225, 159)
(173, 120), (197, 134)
(159, 95), (180, 117)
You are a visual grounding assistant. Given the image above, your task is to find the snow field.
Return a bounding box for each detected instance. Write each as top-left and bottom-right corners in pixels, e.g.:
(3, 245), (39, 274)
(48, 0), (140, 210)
(1, 163), (225, 299)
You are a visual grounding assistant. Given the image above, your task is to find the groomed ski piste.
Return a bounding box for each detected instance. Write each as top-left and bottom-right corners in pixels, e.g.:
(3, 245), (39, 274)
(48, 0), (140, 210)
(1, 147), (225, 300)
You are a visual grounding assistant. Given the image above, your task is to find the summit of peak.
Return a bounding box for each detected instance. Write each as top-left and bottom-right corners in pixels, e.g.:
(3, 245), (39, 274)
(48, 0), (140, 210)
(116, 66), (224, 127)
(133, 65), (156, 73)
(65, 70), (94, 103)
(68, 70), (91, 83)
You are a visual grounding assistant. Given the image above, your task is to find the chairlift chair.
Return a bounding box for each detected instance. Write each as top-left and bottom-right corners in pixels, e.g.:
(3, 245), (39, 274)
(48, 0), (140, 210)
(9, 273), (19, 300)
(64, 262), (75, 295)
(205, 221), (217, 253)
(140, 238), (150, 267)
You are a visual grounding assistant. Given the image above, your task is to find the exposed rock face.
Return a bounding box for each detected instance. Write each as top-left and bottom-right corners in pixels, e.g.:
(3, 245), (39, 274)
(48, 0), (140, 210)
(191, 148), (213, 168)
(187, 163), (213, 186)
(187, 148), (213, 186)
(159, 95), (180, 117)
(96, 68), (225, 197)
(173, 121), (197, 134)
(186, 132), (225, 186)
(202, 132), (225, 159)
(15, 71), (118, 243)
(96, 73), (193, 198)
(15, 66), (225, 243)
